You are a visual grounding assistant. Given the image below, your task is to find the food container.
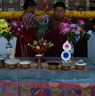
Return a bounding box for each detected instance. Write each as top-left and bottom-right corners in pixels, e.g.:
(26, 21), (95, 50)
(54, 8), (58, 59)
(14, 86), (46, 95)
(75, 63), (86, 70)
(5, 59), (20, 69)
(48, 62), (59, 70)
(62, 64), (71, 71)
(61, 61), (71, 71)
(7, 64), (17, 69)
(19, 61), (31, 69)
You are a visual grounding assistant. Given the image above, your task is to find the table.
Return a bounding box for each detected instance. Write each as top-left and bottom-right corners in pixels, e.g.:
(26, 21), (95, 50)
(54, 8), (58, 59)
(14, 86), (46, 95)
(0, 58), (95, 96)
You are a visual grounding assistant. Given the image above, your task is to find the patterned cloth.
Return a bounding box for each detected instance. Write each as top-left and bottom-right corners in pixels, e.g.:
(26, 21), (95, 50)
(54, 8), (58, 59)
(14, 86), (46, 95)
(22, 12), (36, 30)
(0, 61), (95, 96)
(0, 81), (94, 96)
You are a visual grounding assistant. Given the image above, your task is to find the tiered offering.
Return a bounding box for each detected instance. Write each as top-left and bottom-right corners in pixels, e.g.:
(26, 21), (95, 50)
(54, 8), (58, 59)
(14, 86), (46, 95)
(61, 40), (72, 71)
(28, 39), (54, 68)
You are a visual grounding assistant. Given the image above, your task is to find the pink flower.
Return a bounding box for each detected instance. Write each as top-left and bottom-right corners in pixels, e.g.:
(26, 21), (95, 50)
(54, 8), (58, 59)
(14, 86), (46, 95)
(59, 23), (71, 35)
(63, 23), (70, 27)
(75, 31), (80, 34)
(71, 29), (76, 33)
(77, 27), (81, 31)
(70, 24), (77, 28)
(21, 25), (24, 28)
(10, 20), (18, 27)
(78, 19), (85, 25)
(59, 22), (84, 43)
(17, 28), (21, 31)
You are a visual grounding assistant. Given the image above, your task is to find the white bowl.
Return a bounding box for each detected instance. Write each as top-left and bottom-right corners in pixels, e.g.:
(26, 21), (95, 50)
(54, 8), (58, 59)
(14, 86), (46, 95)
(75, 63), (87, 70)
(19, 61), (31, 65)
(19, 61), (31, 69)
(5, 59), (20, 69)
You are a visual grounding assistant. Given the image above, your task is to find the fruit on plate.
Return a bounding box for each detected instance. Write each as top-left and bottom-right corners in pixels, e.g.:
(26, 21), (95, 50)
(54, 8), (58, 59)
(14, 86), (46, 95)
(28, 40), (54, 54)
(33, 40), (38, 45)
(36, 45), (40, 50)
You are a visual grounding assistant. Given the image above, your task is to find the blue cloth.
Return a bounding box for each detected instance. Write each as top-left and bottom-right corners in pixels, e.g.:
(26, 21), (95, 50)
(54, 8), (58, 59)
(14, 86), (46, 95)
(0, 58), (95, 84)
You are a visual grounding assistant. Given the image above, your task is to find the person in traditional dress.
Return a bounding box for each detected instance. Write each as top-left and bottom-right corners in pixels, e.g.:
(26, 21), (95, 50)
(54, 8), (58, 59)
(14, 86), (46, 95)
(72, 6), (95, 57)
(45, 2), (71, 57)
(11, 0), (37, 57)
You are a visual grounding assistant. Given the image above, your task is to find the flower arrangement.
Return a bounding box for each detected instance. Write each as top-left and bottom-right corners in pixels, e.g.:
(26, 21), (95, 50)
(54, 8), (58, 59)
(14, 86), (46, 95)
(10, 20), (24, 37)
(28, 40), (54, 54)
(0, 19), (13, 41)
(35, 14), (49, 40)
(10, 13), (49, 40)
(10, 14), (53, 57)
(28, 14), (54, 58)
(59, 22), (85, 43)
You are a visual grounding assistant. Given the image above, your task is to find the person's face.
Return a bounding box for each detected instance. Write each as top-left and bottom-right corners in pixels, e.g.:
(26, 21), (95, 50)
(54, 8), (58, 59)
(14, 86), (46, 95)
(27, 6), (36, 13)
(54, 6), (65, 20)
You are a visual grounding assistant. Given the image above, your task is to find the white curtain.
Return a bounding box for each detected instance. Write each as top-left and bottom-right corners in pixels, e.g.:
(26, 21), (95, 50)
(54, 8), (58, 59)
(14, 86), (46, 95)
(88, 34), (95, 61)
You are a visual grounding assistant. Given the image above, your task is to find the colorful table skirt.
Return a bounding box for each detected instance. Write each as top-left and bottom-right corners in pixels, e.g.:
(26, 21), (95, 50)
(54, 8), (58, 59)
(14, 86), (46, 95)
(0, 58), (95, 96)
(0, 67), (95, 96)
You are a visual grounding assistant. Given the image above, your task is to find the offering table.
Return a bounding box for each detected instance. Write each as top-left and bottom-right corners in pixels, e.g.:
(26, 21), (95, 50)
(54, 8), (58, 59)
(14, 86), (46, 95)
(0, 57), (95, 96)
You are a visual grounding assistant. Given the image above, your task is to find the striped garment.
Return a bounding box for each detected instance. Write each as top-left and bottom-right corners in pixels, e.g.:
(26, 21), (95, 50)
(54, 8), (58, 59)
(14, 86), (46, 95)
(22, 12), (36, 30)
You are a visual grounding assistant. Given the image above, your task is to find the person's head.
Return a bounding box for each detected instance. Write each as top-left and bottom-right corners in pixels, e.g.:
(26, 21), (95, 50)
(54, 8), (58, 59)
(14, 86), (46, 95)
(53, 2), (66, 19)
(23, 0), (36, 13)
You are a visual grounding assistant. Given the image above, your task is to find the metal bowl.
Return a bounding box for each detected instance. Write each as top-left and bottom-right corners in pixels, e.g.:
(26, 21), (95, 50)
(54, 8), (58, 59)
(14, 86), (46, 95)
(48, 62), (59, 70)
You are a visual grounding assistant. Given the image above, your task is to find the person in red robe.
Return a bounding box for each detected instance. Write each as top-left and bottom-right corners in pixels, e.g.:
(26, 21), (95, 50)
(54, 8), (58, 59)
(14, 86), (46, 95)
(45, 2), (71, 57)
(11, 0), (37, 57)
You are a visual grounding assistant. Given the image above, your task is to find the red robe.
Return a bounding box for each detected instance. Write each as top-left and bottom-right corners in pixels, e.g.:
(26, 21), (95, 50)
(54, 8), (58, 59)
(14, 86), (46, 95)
(45, 16), (70, 57)
(14, 12), (36, 57)
(15, 28), (36, 57)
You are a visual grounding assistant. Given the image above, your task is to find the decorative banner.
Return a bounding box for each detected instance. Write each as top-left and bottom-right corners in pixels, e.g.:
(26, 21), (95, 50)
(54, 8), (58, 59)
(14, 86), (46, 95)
(3, 0), (21, 11)
(0, 0), (95, 11)
(0, 0), (21, 11)
(0, 0), (95, 19)
(0, 11), (95, 19)
(0, 0), (65, 11)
